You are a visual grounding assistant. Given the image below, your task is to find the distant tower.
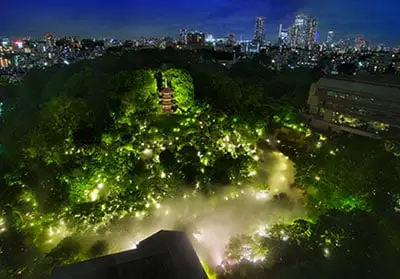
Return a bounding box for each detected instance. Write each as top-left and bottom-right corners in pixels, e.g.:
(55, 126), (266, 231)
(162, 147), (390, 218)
(355, 34), (365, 49)
(179, 28), (188, 45)
(227, 33), (236, 45)
(288, 25), (299, 47)
(307, 17), (318, 49)
(278, 24), (289, 45)
(45, 32), (55, 48)
(254, 17), (265, 44)
(327, 31), (334, 44)
(294, 13), (309, 47)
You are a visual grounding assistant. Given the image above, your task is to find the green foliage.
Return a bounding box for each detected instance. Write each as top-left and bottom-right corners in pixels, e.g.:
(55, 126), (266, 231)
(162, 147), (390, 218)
(1, 49), (397, 279)
(294, 135), (400, 213)
(163, 68), (194, 111)
(223, 210), (400, 279)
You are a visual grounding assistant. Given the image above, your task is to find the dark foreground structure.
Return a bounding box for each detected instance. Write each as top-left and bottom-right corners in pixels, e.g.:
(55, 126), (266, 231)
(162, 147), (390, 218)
(49, 230), (209, 279)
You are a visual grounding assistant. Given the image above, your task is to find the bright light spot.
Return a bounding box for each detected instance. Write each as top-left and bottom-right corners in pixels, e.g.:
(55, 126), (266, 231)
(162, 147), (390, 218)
(160, 172), (166, 179)
(282, 235), (289, 241)
(193, 231), (203, 242)
(280, 175), (286, 182)
(315, 176), (321, 181)
(155, 203), (161, 209)
(329, 150), (336, 155)
(143, 148), (152, 155)
(97, 183), (104, 189)
(129, 241), (140, 250)
(249, 171), (257, 177)
(253, 155), (259, 161)
(90, 189), (99, 202)
(256, 191), (269, 200)
(256, 225), (269, 236)
(323, 247), (330, 258)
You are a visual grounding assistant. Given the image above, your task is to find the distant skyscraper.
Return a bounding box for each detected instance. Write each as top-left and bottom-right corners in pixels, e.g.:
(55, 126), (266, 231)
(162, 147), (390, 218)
(306, 17), (318, 49)
(179, 28), (188, 45)
(278, 24), (289, 45)
(288, 25), (299, 47)
(227, 33), (236, 45)
(355, 34), (366, 49)
(45, 32), (55, 48)
(294, 13), (309, 47)
(205, 34), (214, 43)
(187, 31), (206, 48)
(327, 31), (334, 44)
(254, 17), (265, 43)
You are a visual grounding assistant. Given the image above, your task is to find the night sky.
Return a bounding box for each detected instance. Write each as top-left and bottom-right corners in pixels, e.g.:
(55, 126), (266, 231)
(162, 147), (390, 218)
(2, 0), (399, 45)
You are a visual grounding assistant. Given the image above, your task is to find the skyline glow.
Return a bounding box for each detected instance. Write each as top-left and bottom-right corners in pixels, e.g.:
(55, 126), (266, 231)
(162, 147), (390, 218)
(1, 0), (400, 45)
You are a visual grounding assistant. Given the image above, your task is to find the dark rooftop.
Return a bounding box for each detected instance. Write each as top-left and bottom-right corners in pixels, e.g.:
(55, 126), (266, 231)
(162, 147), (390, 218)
(49, 230), (208, 279)
(160, 88), (173, 93)
(324, 73), (400, 88)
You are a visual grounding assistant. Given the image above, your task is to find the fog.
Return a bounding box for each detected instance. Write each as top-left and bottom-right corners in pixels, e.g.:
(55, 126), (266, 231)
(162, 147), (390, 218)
(92, 149), (306, 267)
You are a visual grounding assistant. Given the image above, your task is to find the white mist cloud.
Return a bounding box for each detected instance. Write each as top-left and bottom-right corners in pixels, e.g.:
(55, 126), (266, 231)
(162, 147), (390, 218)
(94, 149), (306, 267)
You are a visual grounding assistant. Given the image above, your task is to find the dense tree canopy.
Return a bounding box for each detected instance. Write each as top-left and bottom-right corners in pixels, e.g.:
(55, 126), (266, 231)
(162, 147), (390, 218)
(0, 49), (399, 279)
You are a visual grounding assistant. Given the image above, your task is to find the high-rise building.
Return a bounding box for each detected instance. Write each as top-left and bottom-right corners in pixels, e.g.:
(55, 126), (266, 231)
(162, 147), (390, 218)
(187, 31), (206, 48)
(307, 18), (318, 49)
(227, 33), (236, 45)
(205, 34), (214, 43)
(179, 28), (188, 45)
(45, 33), (55, 48)
(294, 13), (309, 47)
(355, 34), (366, 49)
(254, 16), (265, 43)
(327, 31), (334, 44)
(278, 24), (289, 45)
(288, 25), (298, 47)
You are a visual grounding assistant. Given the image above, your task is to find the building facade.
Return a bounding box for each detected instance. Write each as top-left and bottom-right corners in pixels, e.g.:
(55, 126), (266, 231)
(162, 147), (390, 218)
(50, 230), (208, 279)
(293, 13), (309, 47)
(307, 76), (400, 138)
(278, 24), (289, 45)
(254, 17), (265, 44)
(179, 29), (188, 45)
(187, 32), (205, 48)
(327, 31), (334, 44)
(306, 18), (318, 49)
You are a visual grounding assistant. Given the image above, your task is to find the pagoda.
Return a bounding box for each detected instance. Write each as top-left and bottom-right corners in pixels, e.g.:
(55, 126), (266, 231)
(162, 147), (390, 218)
(159, 87), (175, 113)
(160, 79), (175, 113)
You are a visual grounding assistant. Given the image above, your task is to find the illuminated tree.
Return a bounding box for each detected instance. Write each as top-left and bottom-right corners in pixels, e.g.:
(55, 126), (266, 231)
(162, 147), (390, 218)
(295, 135), (400, 213)
(163, 69), (195, 112)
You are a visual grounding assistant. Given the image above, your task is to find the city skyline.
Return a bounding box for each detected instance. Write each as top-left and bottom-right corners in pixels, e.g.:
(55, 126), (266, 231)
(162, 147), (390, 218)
(1, 0), (399, 45)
